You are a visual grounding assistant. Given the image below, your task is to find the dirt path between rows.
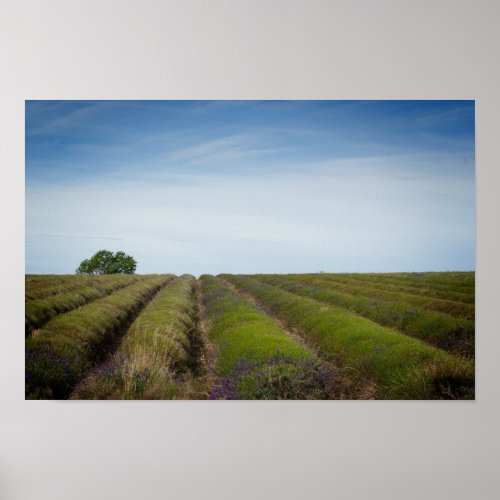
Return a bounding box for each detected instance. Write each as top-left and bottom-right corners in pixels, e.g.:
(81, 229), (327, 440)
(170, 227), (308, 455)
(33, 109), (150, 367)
(176, 279), (219, 399)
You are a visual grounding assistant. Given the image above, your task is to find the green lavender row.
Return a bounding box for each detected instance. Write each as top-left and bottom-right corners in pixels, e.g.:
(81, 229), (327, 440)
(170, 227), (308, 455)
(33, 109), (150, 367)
(223, 275), (474, 400)
(201, 276), (335, 400)
(333, 273), (475, 301)
(254, 274), (474, 358)
(281, 274), (474, 319)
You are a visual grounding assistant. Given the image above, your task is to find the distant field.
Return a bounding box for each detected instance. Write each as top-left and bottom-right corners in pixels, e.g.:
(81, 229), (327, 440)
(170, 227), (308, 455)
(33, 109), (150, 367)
(25, 272), (475, 400)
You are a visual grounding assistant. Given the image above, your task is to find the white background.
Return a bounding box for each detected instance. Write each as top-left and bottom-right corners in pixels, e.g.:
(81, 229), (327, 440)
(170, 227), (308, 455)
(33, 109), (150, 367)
(1, 1), (499, 499)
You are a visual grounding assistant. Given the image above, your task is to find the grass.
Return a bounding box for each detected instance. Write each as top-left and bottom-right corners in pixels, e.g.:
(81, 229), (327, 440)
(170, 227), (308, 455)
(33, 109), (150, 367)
(254, 274), (474, 357)
(72, 275), (198, 400)
(201, 275), (337, 399)
(223, 275), (475, 400)
(25, 274), (142, 335)
(25, 275), (171, 399)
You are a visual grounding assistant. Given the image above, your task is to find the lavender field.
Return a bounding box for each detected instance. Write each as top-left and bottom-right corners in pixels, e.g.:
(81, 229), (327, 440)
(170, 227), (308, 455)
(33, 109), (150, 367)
(25, 272), (475, 400)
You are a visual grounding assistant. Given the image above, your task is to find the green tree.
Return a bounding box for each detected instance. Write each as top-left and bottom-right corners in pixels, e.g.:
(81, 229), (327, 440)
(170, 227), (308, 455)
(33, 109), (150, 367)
(76, 250), (137, 275)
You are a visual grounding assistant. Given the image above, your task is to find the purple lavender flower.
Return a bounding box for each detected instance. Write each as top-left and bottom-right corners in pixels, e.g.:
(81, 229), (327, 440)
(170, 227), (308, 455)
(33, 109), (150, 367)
(209, 350), (337, 400)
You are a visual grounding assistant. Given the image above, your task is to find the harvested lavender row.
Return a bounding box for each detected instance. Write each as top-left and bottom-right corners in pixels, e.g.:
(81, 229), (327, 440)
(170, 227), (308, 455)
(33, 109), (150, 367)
(72, 275), (197, 400)
(25, 274), (134, 302)
(25, 275), (79, 301)
(25, 275), (172, 399)
(25, 274), (143, 335)
(201, 275), (337, 400)
(223, 275), (475, 400)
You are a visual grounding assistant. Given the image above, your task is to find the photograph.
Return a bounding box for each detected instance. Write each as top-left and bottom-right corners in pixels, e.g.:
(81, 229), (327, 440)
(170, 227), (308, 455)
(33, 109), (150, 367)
(25, 100), (475, 400)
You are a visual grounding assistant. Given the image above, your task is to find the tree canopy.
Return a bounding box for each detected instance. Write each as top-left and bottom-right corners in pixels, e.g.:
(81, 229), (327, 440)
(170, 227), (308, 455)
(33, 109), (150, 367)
(75, 250), (137, 275)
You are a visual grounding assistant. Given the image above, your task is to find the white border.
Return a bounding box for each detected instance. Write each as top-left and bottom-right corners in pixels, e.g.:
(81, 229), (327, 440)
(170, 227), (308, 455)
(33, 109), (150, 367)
(1, 1), (499, 499)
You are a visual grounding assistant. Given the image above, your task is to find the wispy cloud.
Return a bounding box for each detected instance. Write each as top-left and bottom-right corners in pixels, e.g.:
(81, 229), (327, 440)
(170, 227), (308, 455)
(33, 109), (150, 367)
(34, 232), (124, 241)
(25, 100), (475, 274)
(416, 104), (475, 127)
(168, 132), (285, 165)
(26, 152), (474, 274)
(26, 101), (110, 136)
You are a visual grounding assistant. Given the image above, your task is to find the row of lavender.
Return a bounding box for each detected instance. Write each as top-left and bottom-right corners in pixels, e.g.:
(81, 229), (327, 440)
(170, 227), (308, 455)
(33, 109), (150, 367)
(25, 272), (475, 399)
(252, 274), (475, 358)
(72, 275), (199, 399)
(25, 275), (173, 398)
(25, 274), (144, 335)
(200, 275), (338, 400)
(221, 274), (475, 399)
(275, 274), (475, 318)
(26, 274), (341, 399)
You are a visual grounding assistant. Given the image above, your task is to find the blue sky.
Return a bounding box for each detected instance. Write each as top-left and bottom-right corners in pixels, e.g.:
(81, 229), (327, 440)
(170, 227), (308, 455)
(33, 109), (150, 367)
(25, 100), (475, 275)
